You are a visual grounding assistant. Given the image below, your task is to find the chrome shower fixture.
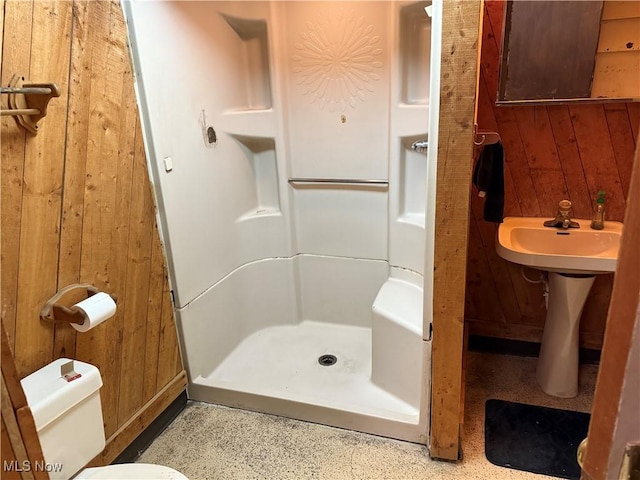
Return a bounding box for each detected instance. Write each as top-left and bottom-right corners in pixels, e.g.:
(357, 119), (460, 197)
(411, 140), (428, 153)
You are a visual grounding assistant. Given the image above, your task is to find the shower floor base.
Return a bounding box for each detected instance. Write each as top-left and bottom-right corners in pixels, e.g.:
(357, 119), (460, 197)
(190, 321), (427, 443)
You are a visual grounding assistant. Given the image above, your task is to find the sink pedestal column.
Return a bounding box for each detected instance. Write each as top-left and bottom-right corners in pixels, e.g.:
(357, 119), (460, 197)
(536, 272), (596, 398)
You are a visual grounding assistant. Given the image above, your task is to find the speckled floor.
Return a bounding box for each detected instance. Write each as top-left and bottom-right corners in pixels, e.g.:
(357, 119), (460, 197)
(137, 352), (598, 479)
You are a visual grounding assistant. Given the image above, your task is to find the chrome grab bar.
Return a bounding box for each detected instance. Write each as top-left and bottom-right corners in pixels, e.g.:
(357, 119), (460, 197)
(288, 178), (388, 186)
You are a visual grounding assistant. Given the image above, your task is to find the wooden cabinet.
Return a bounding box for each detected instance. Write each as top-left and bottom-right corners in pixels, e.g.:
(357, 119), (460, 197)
(498, 1), (640, 103)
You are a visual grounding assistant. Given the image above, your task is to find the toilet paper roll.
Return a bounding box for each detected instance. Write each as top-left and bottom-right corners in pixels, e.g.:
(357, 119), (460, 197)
(71, 292), (116, 332)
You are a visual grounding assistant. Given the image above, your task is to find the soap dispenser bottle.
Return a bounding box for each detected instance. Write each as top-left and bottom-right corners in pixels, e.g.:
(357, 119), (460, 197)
(591, 191), (605, 230)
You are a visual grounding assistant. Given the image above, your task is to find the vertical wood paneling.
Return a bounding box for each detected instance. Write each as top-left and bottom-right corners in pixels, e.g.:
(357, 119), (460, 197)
(496, 109), (543, 217)
(14, 1), (72, 376)
(117, 127), (155, 426)
(547, 106), (593, 219)
(592, 4), (640, 99)
(628, 103), (640, 142)
(469, 196), (521, 323)
(579, 275), (613, 345)
(1, 0), (33, 350)
(506, 262), (544, 326)
(1, 0), (184, 462)
(0, 0), (4, 66)
(477, 80), (523, 218)
(97, 0), (139, 435)
(467, 0), (638, 349)
(73, 0), (128, 438)
(570, 105), (627, 221)
(157, 275), (182, 391)
(143, 229), (166, 404)
(464, 216), (505, 323)
(604, 103), (637, 199)
(54, 0), (92, 362)
(513, 107), (569, 216)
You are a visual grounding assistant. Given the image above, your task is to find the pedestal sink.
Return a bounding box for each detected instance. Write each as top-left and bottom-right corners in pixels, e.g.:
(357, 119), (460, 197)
(496, 217), (623, 397)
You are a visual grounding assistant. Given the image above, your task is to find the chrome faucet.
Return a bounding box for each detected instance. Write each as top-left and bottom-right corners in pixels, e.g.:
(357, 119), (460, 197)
(543, 200), (580, 229)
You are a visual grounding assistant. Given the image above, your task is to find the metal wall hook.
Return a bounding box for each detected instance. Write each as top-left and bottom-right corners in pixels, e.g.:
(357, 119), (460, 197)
(472, 123), (501, 146)
(473, 134), (486, 146)
(1, 74), (60, 134)
(473, 131), (500, 146)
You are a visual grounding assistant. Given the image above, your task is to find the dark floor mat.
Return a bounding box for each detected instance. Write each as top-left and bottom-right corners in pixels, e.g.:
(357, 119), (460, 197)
(485, 399), (590, 479)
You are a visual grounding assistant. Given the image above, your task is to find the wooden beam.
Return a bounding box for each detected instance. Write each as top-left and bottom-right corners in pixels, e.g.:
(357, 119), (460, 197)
(430, 0), (482, 461)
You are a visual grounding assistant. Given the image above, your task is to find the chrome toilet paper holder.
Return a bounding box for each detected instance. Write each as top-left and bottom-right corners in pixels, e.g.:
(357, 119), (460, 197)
(40, 283), (116, 325)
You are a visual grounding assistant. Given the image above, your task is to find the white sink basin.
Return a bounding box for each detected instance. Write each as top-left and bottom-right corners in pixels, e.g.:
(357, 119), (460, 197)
(496, 217), (623, 274)
(496, 216), (623, 397)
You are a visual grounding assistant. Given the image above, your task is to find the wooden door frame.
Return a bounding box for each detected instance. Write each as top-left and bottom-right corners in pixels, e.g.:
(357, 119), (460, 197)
(429, 0), (639, 463)
(1, 320), (49, 480)
(582, 144), (640, 479)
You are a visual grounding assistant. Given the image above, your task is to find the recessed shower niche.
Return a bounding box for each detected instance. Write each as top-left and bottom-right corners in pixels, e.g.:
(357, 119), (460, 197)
(400, 2), (432, 105)
(230, 135), (280, 219)
(123, 0), (440, 444)
(400, 136), (428, 226)
(220, 14), (272, 110)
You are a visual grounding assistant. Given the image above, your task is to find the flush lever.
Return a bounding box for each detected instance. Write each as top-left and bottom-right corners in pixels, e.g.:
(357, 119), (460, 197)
(61, 360), (81, 382)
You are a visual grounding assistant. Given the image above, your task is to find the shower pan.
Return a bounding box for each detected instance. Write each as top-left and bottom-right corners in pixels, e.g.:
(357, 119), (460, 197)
(124, 0), (441, 444)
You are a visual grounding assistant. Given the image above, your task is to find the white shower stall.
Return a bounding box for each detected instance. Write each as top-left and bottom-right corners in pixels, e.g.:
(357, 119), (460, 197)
(124, 0), (442, 443)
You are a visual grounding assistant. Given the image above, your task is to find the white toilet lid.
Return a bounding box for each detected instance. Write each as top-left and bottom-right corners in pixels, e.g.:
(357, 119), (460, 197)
(74, 463), (188, 480)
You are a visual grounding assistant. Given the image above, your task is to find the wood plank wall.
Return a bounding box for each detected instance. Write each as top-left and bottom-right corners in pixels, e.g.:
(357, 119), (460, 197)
(1, 0), (185, 464)
(466, 0), (640, 350)
(592, 1), (640, 98)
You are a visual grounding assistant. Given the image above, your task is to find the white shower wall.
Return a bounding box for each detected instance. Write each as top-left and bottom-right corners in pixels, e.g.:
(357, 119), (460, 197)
(126, 1), (291, 307)
(124, 0), (437, 443)
(282, 3), (390, 180)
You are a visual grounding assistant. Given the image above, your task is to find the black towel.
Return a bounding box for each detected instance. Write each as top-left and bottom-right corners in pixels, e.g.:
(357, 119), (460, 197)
(473, 141), (505, 223)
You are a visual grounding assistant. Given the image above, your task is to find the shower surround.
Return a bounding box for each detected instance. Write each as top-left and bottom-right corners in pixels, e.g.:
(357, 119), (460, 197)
(124, 0), (441, 443)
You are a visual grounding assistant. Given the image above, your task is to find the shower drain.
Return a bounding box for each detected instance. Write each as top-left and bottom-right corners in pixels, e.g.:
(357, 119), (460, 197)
(318, 354), (337, 366)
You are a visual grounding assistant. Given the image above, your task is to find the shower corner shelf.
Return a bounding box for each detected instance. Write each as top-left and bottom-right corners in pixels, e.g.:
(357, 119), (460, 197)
(1, 74), (60, 135)
(398, 212), (426, 228)
(236, 207), (281, 223)
(220, 109), (276, 138)
(394, 104), (429, 138)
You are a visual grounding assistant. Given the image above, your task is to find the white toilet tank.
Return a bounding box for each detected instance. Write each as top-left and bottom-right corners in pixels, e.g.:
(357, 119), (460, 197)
(20, 358), (106, 480)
